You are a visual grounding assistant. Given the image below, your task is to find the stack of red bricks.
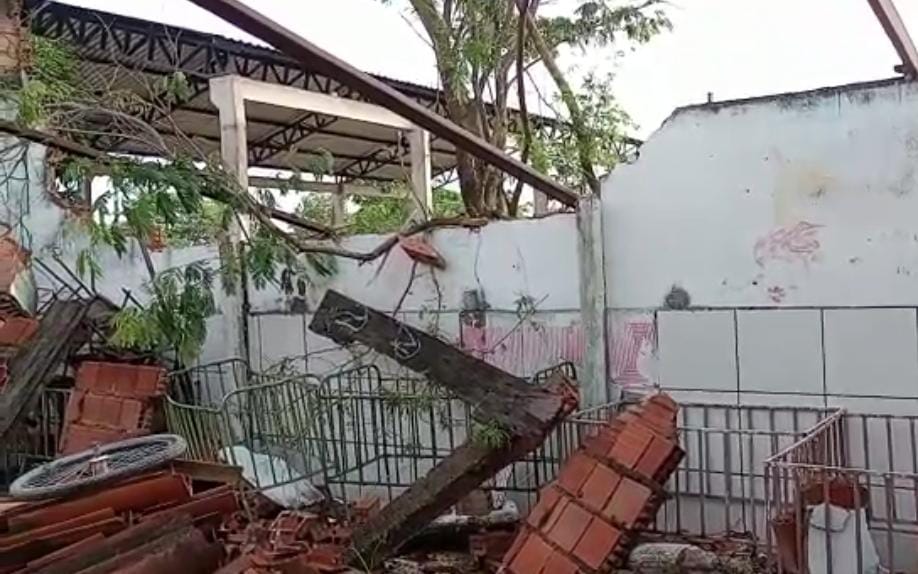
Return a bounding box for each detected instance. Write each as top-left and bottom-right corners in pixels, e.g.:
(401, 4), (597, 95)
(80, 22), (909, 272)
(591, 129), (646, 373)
(501, 393), (683, 574)
(59, 362), (167, 454)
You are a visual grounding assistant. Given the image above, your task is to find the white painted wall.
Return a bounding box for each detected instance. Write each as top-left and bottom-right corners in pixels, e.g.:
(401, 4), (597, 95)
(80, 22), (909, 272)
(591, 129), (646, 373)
(246, 215), (585, 378)
(604, 78), (918, 412)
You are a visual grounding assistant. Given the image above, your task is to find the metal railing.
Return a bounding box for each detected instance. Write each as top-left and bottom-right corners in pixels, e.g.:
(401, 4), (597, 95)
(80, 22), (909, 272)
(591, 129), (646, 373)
(765, 409), (918, 573)
(0, 388), (70, 490)
(164, 359), (835, 547)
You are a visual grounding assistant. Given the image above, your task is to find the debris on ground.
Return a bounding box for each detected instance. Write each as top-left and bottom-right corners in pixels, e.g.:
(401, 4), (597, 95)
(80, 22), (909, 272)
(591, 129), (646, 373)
(500, 393), (684, 574)
(310, 290), (579, 567)
(0, 297), (117, 440)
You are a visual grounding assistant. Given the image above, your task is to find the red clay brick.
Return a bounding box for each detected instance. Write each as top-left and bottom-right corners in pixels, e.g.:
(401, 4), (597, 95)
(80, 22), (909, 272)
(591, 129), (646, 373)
(557, 454), (597, 495)
(508, 534), (553, 574)
(76, 362), (165, 398)
(79, 395), (144, 429)
(528, 485), (564, 529)
(502, 529), (529, 565)
(647, 393), (677, 413)
(547, 502), (592, 552)
(608, 425), (653, 469)
(583, 429), (617, 460)
(603, 478), (652, 527)
(59, 424), (129, 454)
(542, 550), (580, 574)
(541, 497), (570, 535)
(574, 517), (622, 570)
(0, 317), (38, 346)
(579, 464), (621, 512)
(635, 437), (677, 480)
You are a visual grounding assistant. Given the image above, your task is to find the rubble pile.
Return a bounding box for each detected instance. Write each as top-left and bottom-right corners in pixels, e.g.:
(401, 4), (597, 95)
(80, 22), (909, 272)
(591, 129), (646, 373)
(0, 470), (239, 573)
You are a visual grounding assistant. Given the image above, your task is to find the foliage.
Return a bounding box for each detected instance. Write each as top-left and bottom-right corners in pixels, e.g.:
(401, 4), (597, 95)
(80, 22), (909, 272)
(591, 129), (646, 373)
(7, 32), (347, 363)
(381, 0), (670, 212)
(59, 155), (336, 361)
(8, 37), (80, 126)
(532, 73), (632, 188)
(299, 186), (465, 235)
(472, 420), (511, 449)
(109, 262), (216, 362)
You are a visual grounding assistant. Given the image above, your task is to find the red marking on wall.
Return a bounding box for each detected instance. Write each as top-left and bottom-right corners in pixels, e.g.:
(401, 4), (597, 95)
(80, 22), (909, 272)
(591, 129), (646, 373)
(767, 286), (787, 303)
(609, 318), (656, 388)
(754, 221), (823, 267)
(461, 322), (586, 377)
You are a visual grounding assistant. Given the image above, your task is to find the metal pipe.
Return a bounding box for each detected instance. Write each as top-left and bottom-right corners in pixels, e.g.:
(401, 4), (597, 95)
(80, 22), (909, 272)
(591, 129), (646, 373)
(867, 0), (918, 77)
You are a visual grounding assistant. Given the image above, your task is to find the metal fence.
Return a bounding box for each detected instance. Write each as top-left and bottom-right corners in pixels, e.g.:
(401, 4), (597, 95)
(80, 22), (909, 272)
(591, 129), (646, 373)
(163, 359), (842, 547)
(0, 388), (69, 490)
(765, 409), (918, 573)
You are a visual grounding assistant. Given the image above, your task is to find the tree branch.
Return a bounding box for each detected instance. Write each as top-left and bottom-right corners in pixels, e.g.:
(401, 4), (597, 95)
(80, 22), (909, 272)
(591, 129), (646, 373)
(0, 119), (488, 263)
(511, 0), (534, 215)
(522, 9), (600, 195)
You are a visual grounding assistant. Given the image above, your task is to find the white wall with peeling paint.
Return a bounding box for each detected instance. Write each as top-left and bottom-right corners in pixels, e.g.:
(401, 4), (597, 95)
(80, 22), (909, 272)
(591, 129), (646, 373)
(604, 78), (918, 309)
(603, 78), (918, 412)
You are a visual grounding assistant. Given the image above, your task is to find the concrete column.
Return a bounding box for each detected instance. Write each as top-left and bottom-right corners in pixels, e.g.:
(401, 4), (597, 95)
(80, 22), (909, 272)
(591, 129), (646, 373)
(209, 76), (250, 368)
(577, 194), (612, 407)
(533, 191), (549, 217)
(408, 129), (432, 220)
(332, 182), (347, 226)
(210, 76), (249, 191)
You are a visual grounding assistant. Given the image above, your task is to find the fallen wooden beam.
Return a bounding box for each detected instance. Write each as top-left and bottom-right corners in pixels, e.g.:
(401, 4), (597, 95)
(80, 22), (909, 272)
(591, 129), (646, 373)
(309, 290), (578, 567)
(309, 290), (570, 440)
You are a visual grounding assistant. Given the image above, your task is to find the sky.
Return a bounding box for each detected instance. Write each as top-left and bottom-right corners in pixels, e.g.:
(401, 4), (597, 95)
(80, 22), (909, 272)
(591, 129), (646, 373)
(56, 0), (918, 138)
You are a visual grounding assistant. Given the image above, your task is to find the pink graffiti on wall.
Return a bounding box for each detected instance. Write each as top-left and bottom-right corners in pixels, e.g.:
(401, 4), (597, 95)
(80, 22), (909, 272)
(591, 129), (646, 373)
(609, 318), (656, 388)
(460, 314), (658, 387)
(754, 221), (823, 267)
(460, 322), (586, 377)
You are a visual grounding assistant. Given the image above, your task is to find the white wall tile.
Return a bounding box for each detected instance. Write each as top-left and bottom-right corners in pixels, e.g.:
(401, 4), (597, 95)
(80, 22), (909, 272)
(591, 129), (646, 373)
(658, 311), (738, 392)
(824, 309), (918, 397)
(737, 310), (823, 397)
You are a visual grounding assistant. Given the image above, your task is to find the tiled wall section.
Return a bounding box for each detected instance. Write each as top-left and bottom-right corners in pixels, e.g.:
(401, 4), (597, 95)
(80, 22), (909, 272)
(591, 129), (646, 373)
(657, 308), (918, 413)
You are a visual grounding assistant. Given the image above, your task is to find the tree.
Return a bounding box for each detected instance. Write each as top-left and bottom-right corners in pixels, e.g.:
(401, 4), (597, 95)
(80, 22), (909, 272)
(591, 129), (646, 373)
(300, 186), (465, 235)
(380, 0), (670, 216)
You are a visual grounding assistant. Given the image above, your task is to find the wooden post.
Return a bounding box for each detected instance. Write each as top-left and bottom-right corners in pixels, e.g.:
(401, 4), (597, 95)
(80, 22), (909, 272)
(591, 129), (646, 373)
(309, 291), (578, 565)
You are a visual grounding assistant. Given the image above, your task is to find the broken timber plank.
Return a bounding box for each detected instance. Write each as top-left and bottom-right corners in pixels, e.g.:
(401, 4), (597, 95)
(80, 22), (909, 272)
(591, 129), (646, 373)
(309, 290), (578, 567)
(350, 381), (572, 566)
(0, 297), (116, 439)
(309, 289), (568, 440)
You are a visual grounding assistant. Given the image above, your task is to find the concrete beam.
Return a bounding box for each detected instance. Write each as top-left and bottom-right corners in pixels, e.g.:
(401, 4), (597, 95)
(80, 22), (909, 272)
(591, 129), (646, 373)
(210, 76), (249, 189)
(227, 76), (414, 130)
